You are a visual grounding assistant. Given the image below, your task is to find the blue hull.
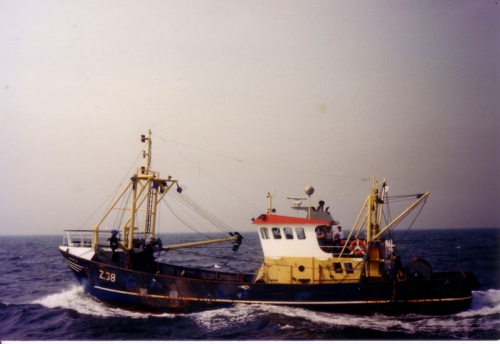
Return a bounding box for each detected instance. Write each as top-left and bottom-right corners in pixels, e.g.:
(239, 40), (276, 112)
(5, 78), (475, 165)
(60, 249), (478, 315)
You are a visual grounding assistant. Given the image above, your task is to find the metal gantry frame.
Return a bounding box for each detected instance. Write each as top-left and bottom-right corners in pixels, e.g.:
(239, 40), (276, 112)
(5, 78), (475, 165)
(92, 131), (240, 251)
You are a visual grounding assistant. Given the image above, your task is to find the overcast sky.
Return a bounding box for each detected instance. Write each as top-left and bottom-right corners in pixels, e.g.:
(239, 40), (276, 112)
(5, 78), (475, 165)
(1, 1), (498, 236)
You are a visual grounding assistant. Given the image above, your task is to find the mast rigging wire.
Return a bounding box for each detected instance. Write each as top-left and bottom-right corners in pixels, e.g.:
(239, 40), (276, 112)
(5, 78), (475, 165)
(171, 192), (235, 234)
(162, 197), (213, 239)
(112, 186), (132, 232)
(154, 133), (374, 221)
(156, 134), (369, 182)
(161, 190), (264, 257)
(78, 145), (147, 230)
(400, 197), (429, 242)
(157, 135), (261, 213)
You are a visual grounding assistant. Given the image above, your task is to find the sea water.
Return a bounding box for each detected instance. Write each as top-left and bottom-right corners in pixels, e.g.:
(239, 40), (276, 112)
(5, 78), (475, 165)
(0, 228), (498, 340)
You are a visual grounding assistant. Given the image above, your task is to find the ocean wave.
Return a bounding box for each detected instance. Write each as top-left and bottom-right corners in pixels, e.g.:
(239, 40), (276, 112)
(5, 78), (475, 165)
(190, 304), (258, 331)
(31, 285), (175, 319)
(28, 286), (500, 340)
(459, 289), (500, 317)
(191, 298), (500, 339)
(31, 287), (500, 323)
(246, 304), (407, 332)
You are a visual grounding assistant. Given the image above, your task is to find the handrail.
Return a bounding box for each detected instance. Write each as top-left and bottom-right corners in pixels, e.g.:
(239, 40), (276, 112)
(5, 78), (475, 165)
(62, 229), (157, 248)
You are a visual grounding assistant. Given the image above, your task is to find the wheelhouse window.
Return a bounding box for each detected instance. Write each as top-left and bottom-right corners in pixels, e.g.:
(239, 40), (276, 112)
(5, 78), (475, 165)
(272, 227), (282, 239)
(295, 227), (306, 240)
(284, 227), (294, 239)
(260, 227), (270, 239)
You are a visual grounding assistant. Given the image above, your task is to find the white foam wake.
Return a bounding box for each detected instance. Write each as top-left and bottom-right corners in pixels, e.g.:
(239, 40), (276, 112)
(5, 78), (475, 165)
(31, 285), (175, 319)
(191, 304), (259, 331)
(190, 289), (500, 335)
(459, 289), (500, 317)
(31, 285), (500, 333)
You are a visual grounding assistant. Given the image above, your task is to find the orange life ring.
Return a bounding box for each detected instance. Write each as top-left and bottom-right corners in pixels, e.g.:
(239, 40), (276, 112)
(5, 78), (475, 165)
(349, 239), (366, 255)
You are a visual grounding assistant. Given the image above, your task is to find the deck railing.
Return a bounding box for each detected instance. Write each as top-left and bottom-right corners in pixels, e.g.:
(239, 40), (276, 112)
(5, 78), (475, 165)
(62, 229), (154, 248)
(63, 230), (95, 247)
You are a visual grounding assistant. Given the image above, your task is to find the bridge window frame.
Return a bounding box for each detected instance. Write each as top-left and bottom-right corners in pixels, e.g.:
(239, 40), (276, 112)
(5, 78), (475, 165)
(295, 227), (306, 240)
(260, 227), (270, 239)
(272, 227), (282, 239)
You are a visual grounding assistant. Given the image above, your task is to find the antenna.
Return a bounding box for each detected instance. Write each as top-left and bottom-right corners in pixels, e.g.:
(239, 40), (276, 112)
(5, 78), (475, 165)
(305, 186), (315, 219)
(287, 196), (306, 216)
(266, 185), (276, 214)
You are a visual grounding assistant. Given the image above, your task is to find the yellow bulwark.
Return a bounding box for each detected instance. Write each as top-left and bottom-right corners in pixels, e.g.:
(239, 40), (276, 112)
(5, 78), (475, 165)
(254, 256), (366, 284)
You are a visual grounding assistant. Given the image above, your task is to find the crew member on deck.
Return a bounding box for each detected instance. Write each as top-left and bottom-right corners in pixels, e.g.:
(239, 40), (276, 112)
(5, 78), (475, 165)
(108, 230), (120, 264)
(316, 200), (325, 212)
(333, 226), (343, 252)
(108, 230), (119, 252)
(316, 226), (326, 250)
(325, 226), (333, 252)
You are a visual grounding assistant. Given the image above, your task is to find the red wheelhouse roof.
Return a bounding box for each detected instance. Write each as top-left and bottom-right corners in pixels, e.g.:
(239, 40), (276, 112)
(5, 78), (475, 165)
(251, 214), (331, 226)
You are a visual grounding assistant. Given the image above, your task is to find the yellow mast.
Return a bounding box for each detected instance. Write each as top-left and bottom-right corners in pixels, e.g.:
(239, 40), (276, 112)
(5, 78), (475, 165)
(90, 130), (243, 252)
(365, 176), (386, 243)
(92, 130), (179, 250)
(142, 130), (156, 239)
(128, 173), (138, 249)
(266, 192), (273, 214)
(141, 130), (152, 174)
(366, 176), (375, 242)
(361, 176), (430, 243)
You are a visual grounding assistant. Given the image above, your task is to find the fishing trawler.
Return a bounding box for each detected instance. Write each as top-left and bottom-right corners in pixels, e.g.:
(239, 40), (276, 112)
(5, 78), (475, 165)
(59, 131), (479, 314)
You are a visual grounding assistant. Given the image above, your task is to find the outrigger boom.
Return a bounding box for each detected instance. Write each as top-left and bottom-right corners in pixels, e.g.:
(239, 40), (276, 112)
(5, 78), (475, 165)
(161, 233), (243, 251)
